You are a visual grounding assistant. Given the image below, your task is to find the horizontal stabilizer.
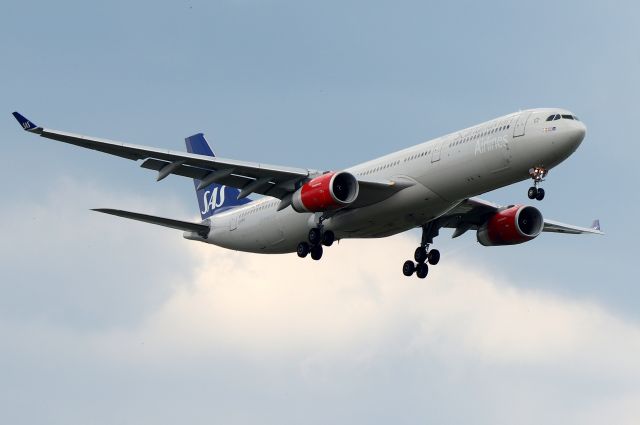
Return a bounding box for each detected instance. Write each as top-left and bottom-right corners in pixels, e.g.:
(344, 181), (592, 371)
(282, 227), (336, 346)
(92, 208), (210, 237)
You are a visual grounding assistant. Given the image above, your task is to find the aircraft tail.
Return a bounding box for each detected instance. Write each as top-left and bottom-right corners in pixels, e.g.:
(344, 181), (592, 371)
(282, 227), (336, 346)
(185, 133), (251, 219)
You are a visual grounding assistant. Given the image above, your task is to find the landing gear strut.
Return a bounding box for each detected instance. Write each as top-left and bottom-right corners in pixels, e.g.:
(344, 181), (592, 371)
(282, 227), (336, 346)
(403, 222), (441, 279)
(527, 166), (548, 201)
(298, 215), (335, 261)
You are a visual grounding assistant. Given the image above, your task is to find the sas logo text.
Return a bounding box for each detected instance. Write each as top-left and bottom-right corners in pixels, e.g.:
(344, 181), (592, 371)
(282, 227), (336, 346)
(201, 186), (226, 214)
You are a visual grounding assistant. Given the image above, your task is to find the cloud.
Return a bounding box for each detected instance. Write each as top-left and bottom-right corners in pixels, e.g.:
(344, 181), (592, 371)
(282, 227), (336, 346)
(102, 236), (640, 373)
(1, 180), (639, 425)
(0, 177), (198, 330)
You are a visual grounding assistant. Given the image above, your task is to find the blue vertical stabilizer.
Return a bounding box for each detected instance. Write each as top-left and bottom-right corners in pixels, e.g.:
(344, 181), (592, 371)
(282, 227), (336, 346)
(185, 133), (251, 219)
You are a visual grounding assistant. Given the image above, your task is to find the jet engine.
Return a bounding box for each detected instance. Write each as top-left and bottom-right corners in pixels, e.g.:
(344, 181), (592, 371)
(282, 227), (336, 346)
(292, 171), (359, 213)
(476, 205), (544, 246)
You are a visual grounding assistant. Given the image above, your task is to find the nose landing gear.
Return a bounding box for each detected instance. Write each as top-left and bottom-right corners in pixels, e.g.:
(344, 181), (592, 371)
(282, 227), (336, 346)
(403, 222), (441, 279)
(527, 167), (548, 201)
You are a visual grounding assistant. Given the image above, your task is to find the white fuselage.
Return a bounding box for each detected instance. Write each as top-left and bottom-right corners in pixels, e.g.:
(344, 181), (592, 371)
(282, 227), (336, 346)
(187, 108), (586, 253)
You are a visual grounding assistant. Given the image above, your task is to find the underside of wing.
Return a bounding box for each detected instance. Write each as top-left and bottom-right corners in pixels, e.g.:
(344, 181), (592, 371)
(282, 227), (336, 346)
(436, 197), (500, 237)
(543, 218), (603, 235)
(13, 112), (414, 208)
(348, 177), (415, 209)
(12, 113), (311, 199)
(435, 197), (603, 238)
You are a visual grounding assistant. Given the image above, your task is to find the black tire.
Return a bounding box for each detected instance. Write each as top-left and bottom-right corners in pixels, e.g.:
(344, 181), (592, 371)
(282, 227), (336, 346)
(414, 246), (428, 263)
(322, 230), (335, 247)
(297, 242), (310, 258)
(308, 228), (322, 245)
(535, 187), (545, 201)
(416, 262), (429, 279)
(310, 244), (323, 261)
(428, 249), (440, 265)
(402, 260), (415, 276)
(528, 187), (538, 199)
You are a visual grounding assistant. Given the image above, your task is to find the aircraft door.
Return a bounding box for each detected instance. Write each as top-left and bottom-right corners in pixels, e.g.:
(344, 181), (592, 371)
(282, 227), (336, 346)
(513, 112), (532, 137)
(431, 140), (443, 162)
(229, 215), (238, 231)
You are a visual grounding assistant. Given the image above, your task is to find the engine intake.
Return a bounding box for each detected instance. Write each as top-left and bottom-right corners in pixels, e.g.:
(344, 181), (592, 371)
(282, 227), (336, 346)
(477, 205), (544, 246)
(292, 171), (359, 213)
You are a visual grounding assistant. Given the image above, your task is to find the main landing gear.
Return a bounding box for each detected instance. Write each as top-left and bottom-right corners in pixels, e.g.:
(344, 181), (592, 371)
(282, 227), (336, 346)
(527, 166), (548, 201)
(297, 220), (335, 261)
(403, 222), (441, 279)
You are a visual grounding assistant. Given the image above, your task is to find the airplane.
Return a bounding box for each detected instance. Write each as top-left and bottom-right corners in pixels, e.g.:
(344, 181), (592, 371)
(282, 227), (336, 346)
(12, 108), (602, 279)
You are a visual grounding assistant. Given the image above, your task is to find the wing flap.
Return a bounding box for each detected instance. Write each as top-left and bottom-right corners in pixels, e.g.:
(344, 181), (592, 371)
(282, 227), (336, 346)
(139, 159), (291, 199)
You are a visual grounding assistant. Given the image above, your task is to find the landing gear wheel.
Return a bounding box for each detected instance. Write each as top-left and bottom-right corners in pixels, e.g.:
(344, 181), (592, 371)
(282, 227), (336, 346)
(308, 228), (322, 245)
(416, 263), (429, 279)
(402, 260), (415, 277)
(322, 230), (335, 247)
(310, 244), (323, 261)
(297, 242), (310, 258)
(528, 167), (548, 201)
(428, 249), (440, 265)
(414, 247), (428, 263)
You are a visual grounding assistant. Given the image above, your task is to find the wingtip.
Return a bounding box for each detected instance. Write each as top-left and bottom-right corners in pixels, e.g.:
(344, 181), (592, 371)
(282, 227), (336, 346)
(12, 111), (40, 132)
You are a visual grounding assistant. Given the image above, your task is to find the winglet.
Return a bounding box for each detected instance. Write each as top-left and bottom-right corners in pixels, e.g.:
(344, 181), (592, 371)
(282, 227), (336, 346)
(12, 112), (41, 132)
(591, 219), (601, 231)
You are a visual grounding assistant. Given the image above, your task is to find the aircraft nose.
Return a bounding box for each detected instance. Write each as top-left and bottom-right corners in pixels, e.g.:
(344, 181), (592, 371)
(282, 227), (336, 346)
(575, 120), (586, 138)
(569, 120), (587, 148)
(549, 119), (586, 162)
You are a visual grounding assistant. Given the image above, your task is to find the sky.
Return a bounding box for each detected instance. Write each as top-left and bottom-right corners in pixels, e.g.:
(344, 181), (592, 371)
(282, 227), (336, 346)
(1, 0), (639, 424)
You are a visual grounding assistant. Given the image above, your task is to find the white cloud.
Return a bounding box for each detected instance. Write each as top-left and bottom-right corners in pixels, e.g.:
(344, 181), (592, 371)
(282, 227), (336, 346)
(2, 180), (640, 425)
(99, 236), (640, 377)
(0, 177), (197, 329)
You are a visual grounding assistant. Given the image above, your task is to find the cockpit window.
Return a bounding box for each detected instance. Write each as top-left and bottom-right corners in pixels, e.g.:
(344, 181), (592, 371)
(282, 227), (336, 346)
(547, 113), (581, 122)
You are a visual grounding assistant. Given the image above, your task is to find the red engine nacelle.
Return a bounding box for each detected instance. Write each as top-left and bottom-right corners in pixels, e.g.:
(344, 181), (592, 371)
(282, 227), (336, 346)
(477, 205), (544, 246)
(291, 171), (359, 213)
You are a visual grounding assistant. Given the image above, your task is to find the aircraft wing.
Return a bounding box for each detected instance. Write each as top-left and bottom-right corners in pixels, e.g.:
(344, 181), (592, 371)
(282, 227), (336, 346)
(542, 218), (603, 235)
(12, 112), (406, 205)
(437, 197), (603, 237)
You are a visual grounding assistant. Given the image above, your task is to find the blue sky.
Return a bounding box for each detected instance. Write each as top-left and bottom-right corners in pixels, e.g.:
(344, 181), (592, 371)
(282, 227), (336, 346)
(1, 1), (639, 424)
